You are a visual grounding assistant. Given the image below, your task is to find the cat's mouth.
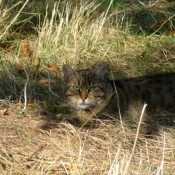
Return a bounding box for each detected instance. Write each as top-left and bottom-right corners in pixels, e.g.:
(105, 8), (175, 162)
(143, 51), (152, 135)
(77, 102), (97, 109)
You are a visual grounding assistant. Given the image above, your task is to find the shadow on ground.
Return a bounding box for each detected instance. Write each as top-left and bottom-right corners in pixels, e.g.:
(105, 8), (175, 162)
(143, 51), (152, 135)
(0, 72), (68, 128)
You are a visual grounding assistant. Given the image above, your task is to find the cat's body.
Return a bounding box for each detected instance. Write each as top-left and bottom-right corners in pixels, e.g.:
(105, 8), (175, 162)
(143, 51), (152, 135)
(63, 64), (175, 133)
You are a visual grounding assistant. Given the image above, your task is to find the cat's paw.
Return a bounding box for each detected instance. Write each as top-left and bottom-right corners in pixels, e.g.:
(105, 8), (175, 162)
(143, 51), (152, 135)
(56, 114), (69, 121)
(57, 114), (88, 127)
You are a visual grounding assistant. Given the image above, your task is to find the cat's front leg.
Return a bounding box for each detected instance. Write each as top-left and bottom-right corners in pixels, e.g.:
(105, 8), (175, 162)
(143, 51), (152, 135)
(57, 109), (93, 127)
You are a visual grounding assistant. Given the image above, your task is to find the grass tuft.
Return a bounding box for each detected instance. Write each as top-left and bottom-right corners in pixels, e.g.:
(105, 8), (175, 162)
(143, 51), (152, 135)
(0, 0), (175, 174)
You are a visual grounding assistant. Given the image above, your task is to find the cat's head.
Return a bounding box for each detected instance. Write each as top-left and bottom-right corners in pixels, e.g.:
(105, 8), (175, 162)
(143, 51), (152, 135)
(62, 64), (108, 110)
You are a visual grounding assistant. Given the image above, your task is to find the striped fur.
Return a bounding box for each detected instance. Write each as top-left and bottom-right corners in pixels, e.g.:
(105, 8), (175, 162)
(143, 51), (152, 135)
(63, 65), (175, 133)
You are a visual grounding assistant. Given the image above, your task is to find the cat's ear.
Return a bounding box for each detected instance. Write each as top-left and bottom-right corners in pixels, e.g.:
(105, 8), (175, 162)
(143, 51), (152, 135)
(62, 64), (75, 78)
(95, 65), (106, 78)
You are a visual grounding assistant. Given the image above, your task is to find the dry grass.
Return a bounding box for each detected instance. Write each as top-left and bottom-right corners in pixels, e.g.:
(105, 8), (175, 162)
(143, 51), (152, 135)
(0, 106), (175, 174)
(0, 0), (175, 174)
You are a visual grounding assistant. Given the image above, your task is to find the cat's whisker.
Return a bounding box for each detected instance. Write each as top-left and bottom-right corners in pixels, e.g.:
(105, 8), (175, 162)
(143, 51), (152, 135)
(67, 100), (77, 106)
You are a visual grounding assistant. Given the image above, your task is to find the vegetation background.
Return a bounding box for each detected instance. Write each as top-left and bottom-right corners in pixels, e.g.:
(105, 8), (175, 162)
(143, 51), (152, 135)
(0, 0), (175, 174)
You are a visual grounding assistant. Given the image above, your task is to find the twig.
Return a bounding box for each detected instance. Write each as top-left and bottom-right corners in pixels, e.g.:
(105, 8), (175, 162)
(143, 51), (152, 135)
(27, 144), (46, 160)
(0, 0), (30, 39)
(123, 103), (147, 175)
(22, 69), (29, 112)
(110, 67), (125, 133)
(156, 133), (165, 175)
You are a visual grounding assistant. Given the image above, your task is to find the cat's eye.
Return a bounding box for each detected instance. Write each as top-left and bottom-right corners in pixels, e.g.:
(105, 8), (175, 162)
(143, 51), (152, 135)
(73, 86), (80, 91)
(89, 86), (96, 92)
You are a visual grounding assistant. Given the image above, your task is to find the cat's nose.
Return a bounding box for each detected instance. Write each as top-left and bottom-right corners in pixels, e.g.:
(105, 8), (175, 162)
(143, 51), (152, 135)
(82, 97), (87, 102)
(81, 92), (88, 102)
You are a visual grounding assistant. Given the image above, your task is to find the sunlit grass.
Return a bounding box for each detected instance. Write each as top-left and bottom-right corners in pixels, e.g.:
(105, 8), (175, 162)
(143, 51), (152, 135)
(0, 0), (175, 174)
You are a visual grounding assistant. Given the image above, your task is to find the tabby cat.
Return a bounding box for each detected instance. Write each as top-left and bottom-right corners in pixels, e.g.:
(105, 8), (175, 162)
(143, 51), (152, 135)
(63, 64), (175, 133)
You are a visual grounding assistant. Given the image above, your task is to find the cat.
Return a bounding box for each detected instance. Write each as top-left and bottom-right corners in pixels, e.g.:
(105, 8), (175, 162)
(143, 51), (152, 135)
(62, 64), (175, 133)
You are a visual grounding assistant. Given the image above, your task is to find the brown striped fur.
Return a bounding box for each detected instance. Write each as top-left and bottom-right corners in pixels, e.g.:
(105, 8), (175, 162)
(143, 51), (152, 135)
(63, 64), (175, 133)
